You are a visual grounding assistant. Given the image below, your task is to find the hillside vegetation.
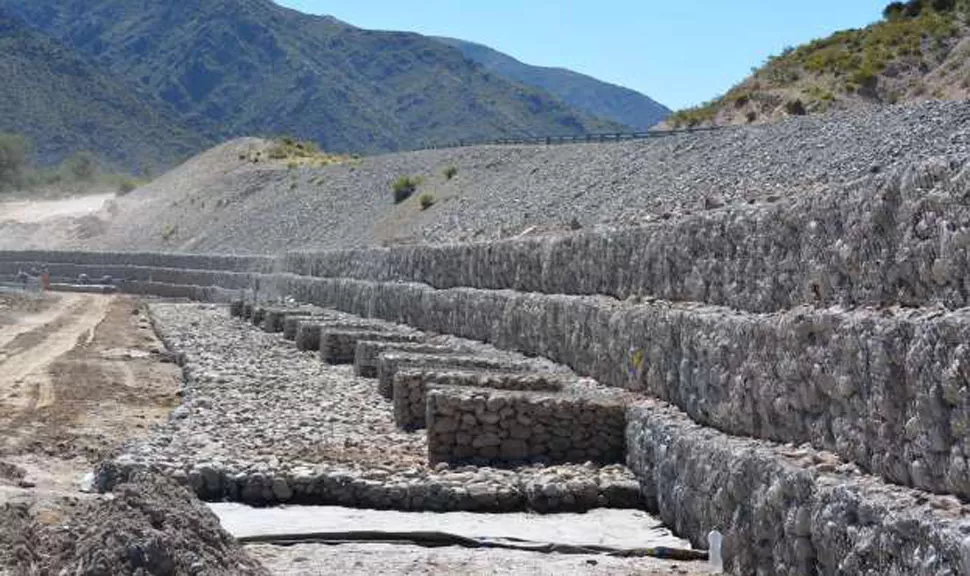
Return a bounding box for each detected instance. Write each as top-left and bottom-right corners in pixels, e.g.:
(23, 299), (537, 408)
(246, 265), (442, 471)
(0, 9), (210, 172)
(1, 0), (622, 156)
(669, 0), (970, 127)
(0, 131), (150, 198)
(434, 37), (671, 130)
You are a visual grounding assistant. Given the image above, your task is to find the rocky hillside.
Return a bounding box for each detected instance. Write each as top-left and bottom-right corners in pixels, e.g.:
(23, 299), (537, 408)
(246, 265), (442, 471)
(433, 37), (671, 130)
(669, 0), (970, 127)
(1, 0), (622, 156)
(0, 9), (210, 171)
(3, 99), (970, 254)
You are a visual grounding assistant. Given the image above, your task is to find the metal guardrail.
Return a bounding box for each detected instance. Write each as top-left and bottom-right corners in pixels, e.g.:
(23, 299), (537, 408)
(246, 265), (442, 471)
(411, 126), (724, 151)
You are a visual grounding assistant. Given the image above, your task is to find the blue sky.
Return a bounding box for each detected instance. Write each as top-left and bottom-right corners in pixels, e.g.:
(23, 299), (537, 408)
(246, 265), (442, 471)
(276, 1), (889, 110)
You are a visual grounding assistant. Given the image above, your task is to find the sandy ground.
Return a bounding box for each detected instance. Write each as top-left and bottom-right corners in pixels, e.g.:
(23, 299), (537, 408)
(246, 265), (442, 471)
(0, 193), (114, 224)
(0, 291), (181, 522)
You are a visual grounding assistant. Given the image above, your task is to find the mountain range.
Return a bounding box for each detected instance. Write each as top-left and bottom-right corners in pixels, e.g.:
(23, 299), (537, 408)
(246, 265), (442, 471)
(0, 0), (673, 170)
(0, 9), (211, 173)
(433, 37), (671, 130)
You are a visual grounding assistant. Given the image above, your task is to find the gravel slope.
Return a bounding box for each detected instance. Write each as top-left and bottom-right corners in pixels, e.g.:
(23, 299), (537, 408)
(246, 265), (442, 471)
(4, 100), (970, 253)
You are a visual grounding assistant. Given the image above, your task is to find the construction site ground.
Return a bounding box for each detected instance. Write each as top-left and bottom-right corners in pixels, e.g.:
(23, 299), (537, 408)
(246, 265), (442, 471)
(0, 291), (181, 518)
(0, 291), (713, 575)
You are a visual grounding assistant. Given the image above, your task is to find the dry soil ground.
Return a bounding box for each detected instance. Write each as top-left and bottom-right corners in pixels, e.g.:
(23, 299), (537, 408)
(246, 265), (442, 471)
(0, 291), (181, 521)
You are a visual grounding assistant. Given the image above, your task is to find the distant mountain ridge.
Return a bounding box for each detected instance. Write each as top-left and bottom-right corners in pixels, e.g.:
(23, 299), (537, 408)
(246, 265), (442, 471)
(0, 8), (211, 171)
(434, 36), (670, 130)
(1, 0), (624, 157)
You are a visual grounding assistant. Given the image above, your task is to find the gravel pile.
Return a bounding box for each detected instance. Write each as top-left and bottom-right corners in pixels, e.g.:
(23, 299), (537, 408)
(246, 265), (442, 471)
(8, 100), (970, 253)
(0, 474), (266, 576)
(102, 303), (641, 512)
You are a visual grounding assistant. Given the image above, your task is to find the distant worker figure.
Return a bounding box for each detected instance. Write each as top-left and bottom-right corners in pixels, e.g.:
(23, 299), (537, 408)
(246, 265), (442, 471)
(41, 269), (51, 291)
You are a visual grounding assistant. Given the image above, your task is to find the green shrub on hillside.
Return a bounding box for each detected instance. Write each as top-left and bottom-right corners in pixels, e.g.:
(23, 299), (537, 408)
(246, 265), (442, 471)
(393, 176), (421, 203)
(419, 193), (435, 210)
(0, 133), (148, 197)
(118, 179), (138, 195)
(265, 137), (351, 168)
(886, 0), (959, 19)
(267, 137), (320, 160)
(668, 103), (718, 128)
(0, 133), (29, 192)
(63, 151), (97, 181)
(443, 166), (458, 180)
(767, 5), (958, 95)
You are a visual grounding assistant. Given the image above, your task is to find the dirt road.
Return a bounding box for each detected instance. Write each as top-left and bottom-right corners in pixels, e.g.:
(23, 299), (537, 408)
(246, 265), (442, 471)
(0, 292), (181, 518)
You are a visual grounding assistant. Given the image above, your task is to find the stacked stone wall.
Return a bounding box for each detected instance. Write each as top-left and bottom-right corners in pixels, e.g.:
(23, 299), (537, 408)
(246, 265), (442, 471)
(0, 250), (273, 272)
(13, 155), (970, 316)
(0, 261), (255, 290)
(375, 351), (548, 399)
(259, 307), (321, 333)
(354, 341), (466, 378)
(626, 400), (970, 576)
(279, 161), (970, 313)
(426, 387), (626, 466)
(295, 318), (402, 352)
(320, 330), (422, 364)
(392, 370), (565, 430)
(38, 259), (967, 499)
(270, 274), (970, 499)
(7, 158), (970, 316)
